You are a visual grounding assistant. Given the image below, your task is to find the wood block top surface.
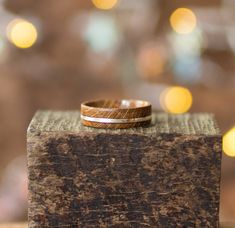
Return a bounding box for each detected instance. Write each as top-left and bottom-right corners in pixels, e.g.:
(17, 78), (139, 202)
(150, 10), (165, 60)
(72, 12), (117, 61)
(28, 111), (220, 136)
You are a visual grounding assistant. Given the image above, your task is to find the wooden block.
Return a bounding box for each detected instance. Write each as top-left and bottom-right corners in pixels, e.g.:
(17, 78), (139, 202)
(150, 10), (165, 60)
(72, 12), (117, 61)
(27, 111), (222, 227)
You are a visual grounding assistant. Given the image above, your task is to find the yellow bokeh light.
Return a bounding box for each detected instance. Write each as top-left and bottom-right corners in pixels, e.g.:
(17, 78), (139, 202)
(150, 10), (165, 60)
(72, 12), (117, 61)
(223, 127), (235, 157)
(170, 8), (197, 34)
(160, 86), (193, 114)
(92, 0), (118, 10)
(7, 18), (37, 49)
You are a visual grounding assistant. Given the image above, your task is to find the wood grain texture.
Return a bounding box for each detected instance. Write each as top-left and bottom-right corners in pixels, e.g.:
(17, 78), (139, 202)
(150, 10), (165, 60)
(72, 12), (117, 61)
(27, 111), (222, 227)
(81, 100), (151, 129)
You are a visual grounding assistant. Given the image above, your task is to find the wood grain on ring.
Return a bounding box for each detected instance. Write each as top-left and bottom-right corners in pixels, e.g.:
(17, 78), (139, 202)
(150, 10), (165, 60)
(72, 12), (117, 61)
(81, 99), (152, 129)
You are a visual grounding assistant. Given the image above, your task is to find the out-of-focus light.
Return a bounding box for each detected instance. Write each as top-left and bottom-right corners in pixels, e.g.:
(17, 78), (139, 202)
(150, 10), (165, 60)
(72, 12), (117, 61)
(170, 28), (203, 57)
(169, 28), (203, 84)
(160, 86), (193, 114)
(7, 18), (37, 49)
(173, 56), (201, 84)
(92, 0), (118, 10)
(223, 127), (235, 157)
(84, 13), (119, 53)
(170, 8), (197, 34)
(137, 43), (166, 79)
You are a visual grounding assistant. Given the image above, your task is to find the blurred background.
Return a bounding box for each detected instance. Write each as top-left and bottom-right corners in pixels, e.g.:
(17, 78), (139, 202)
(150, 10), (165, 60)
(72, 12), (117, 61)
(0, 0), (234, 223)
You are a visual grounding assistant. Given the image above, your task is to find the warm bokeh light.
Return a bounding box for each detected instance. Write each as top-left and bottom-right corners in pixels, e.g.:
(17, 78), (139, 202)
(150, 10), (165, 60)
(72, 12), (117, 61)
(137, 44), (166, 79)
(170, 8), (197, 34)
(160, 86), (193, 114)
(92, 0), (118, 10)
(223, 127), (235, 157)
(7, 18), (37, 49)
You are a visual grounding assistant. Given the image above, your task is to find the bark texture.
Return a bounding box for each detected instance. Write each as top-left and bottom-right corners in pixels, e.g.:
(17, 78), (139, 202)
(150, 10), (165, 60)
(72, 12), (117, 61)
(27, 111), (222, 227)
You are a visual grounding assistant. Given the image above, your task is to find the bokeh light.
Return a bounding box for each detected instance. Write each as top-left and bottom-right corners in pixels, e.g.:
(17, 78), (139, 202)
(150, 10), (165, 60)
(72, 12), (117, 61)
(169, 28), (203, 84)
(137, 43), (166, 79)
(170, 8), (197, 34)
(223, 127), (235, 157)
(160, 86), (193, 114)
(92, 0), (118, 10)
(84, 14), (119, 53)
(173, 57), (202, 84)
(170, 28), (203, 58)
(7, 19), (38, 49)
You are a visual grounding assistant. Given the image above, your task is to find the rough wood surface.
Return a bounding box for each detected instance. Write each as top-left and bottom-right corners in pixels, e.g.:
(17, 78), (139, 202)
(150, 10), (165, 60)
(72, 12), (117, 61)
(27, 111), (222, 227)
(28, 111), (220, 135)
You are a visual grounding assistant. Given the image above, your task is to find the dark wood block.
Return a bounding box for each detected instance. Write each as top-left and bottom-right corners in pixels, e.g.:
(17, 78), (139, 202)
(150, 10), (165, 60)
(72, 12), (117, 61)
(27, 111), (222, 227)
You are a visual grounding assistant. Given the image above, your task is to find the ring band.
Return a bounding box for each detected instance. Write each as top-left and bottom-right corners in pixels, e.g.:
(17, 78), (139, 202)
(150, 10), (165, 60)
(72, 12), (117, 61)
(81, 99), (152, 129)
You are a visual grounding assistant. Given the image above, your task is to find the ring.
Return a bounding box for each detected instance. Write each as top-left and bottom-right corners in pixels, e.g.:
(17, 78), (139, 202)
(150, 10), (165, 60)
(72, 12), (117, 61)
(81, 99), (152, 129)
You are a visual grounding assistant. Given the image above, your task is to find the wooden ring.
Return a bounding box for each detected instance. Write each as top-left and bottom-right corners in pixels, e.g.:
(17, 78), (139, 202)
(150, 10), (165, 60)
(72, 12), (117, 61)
(81, 99), (152, 129)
